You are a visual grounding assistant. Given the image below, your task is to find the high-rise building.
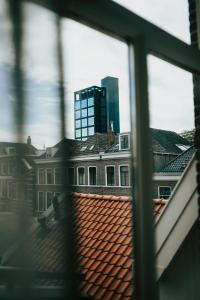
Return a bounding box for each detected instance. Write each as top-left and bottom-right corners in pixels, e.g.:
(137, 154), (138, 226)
(101, 76), (120, 134)
(74, 77), (120, 140)
(74, 86), (107, 140)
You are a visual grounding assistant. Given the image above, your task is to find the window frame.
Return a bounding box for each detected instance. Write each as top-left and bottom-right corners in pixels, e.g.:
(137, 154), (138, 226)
(105, 165), (115, 186)
(88, 166), (97, 186)
(119, 134), (130, 151)
(77, 166), (85, 185)
(158, 185), (172, 199)
(119, 164), (130, 187)
(46, 168), (54, 185)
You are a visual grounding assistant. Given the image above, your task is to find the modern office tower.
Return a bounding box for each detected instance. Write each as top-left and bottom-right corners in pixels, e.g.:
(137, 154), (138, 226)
(101, 76), (120, 134)
(74, 86), (107, 140)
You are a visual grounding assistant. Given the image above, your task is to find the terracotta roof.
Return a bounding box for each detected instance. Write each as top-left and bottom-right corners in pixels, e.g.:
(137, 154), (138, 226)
(6, 193), (166, 299)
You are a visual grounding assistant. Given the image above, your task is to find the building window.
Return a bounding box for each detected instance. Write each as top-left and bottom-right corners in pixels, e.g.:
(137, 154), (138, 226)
(75, 110), (81, 119)
(158, 186), (171, 199)
(46, 191), (53, 208)
(81, 108), (87, 118)
(119, 165), (129, 186)
(81, 99), (87, 108)
(88, 167), (97, 185)
(82, 128), (87, 137)
(2, 180), (7, 197)
(55, 168), (61, 184)
(88, 126), (94, 136)
(2, 163), (7, 175)
(68, 167), (75, 185)
(81, 118), (87, 127)
(76, 119), (81, 128)
(77, 167), (85, 185)
(88, 107), (94, 116)
(38, 168), (45, 184)
(76, 129), (81, 138)
(120, 134), (129, 150)
(37, 191), (45, 211)
(75, 93), (80, 100)
(106, 166), (115, 186)
(88, 117), (94, 126)
(75, 101), (80, 110)
(88, 97), (94, 106)
(46, 168), (53, 184)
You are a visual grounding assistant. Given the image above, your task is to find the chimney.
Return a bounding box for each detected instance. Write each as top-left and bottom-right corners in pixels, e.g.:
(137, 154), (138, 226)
(27, 136), (31, 146)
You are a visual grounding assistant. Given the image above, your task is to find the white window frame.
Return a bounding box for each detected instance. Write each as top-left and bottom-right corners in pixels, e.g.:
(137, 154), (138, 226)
(38, 168), (45, 185)
(77, 166), (85, 185)
(119, 133), (130, 151)
(88, 166), (97, 186)
(158, 185), (172, 199)
(119, 164), (130, 187)
(105, 165), (115, 186)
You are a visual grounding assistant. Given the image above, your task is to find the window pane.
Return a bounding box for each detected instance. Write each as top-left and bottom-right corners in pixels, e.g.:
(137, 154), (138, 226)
(89, 167), (96, 185)
(38, 192), (45, 211)
(38, 168), (45, 184)
(88, 107), (94, 117)
(120, 166), (129, 186)
(88, 117), (94, 126)
(76, 129), (81, 138)
(81, 99), (87, 108)
(75, 101), (80, 110)
(82, 128), (87, 137)
(81, 108), (87, 118)
(88, 127), (94, 136)
(78, 168), (85, 185)
(75, 110), (81, 119)
(76, 119), (81, 128)
(47, 191), (52, 208)
(107, 166), (115, 186)
(68, 168), (75, 185)
(46, 169), (53, 184)
(159, 186), (171, 199)
(82, 118), (87, 127)
(120, 135), (129, 150)
(88, 97), (94, 107)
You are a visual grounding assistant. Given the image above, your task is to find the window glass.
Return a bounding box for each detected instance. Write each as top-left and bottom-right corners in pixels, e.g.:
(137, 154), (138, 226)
(159, 186), (171, 199)
(88, 127), (94, 136)
(46, 168), (53, 184)
(47, 191), (52, 208)
(88, 107), (94, 117)
(76, 129), (81, 138)
(81, 99), (87, 108)
(88, 97), (94, 107)
(106, 166), (115, 186)
(75, 101), (80, 110)
(76, 119), (81, 128)
(55, 168), (61, 184)
(81, 108), (87, 118)
(82, 118), (87, 127)
(75, 110), (81, 119)
(78, 167), (85, 185)
(82, 128), (87, 137)
(120, 135), (129, 150)
(89, 167), (96, 185)
(75, 93), (80, 100)
(88, 117), (94, 126)
(38, 168), (45, 184)
(120, 166), (129, 186)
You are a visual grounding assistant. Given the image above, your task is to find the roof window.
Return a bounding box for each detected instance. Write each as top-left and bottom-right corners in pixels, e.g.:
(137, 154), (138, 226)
(119, 134), (130, 150)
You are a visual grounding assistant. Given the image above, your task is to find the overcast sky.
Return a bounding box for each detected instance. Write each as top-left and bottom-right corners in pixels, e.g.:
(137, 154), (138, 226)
(0, 0), (194, 148)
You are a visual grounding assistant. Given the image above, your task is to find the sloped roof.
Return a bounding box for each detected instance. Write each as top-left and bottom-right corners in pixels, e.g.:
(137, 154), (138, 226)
(159, 146), (195, 173)
(5, 193), (166, 299)
(0, 141), (36, 155)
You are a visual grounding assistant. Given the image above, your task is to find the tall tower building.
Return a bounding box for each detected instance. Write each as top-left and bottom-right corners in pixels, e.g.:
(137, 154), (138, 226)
(74, 77), (120, 140)
(101, 76), (120, 133)
(74, 86), (107, 140)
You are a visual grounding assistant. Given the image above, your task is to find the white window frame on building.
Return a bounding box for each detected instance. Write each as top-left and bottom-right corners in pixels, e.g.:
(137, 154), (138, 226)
(77, 167), (85, 185)
(119, 133), (130, 151)
(105, 165), (115, 186)
(38, 168), (45, 185)
(46, 168), (54, 185)
(119, 165), (130, 187)
(158, 186), (172, 199)
(88, 166), (97, 186)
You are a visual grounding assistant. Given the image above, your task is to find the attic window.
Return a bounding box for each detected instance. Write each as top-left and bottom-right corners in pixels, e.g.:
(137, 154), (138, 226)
(119, 134), (129, 150)
(176, 144), (190, 151)
(80, 146), (87, 151)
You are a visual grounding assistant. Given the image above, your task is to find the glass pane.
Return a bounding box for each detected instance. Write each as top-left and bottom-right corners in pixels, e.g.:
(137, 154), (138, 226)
(88, 97), (94, 107)
(81, 118), (87, 127)
(88, 117), (94, 126)
(81, 99), (87, 108)
(88, 107), (94, 117)
(81, 108), (87, 118)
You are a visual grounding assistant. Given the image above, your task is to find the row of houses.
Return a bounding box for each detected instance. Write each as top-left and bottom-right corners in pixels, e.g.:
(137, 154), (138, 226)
(0, 128), (194, 214)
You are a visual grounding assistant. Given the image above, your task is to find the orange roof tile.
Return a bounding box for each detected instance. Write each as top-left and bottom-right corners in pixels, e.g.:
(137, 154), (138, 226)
(7, 193), (166, 299)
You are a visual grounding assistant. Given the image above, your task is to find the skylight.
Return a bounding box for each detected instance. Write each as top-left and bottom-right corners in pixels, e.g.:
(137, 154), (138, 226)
(80, 146), (87, 151)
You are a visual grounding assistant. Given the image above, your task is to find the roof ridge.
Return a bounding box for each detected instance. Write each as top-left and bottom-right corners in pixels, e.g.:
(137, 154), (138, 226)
(73, 192), (131, 202)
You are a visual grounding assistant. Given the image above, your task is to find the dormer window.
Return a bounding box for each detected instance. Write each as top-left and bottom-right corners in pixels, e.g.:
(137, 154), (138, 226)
(119, 134), (129, 150)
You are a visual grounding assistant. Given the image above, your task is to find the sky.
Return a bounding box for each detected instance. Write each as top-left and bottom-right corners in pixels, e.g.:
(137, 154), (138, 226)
(0, 0), (194, 148)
